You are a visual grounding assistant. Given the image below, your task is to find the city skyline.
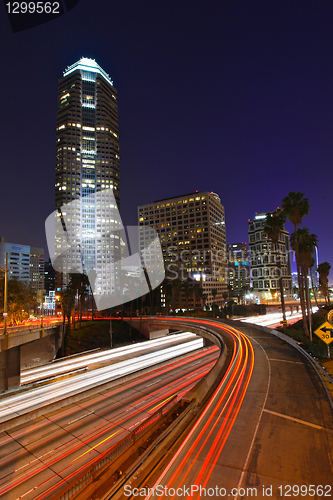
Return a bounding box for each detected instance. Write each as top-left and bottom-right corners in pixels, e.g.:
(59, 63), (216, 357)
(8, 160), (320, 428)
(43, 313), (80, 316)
(0, 1), (332, 282)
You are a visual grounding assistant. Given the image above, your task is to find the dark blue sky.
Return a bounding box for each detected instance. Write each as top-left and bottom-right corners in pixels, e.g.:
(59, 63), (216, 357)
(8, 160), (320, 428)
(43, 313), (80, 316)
(0, 0), (332, 281)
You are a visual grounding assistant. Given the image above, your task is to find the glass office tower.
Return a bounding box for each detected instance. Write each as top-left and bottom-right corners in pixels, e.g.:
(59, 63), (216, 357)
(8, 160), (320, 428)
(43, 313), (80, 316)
(55, 58), (120, 297)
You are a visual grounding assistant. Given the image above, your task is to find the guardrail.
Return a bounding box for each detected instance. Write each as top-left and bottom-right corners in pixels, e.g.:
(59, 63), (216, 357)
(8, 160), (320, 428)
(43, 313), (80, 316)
(0, 322), (61, 334)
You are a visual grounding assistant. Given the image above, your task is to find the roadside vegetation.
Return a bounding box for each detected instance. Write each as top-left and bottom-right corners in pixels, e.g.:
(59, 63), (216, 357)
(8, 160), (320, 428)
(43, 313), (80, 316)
(276, 305), (333, 358)
(63, 319), (144, 356)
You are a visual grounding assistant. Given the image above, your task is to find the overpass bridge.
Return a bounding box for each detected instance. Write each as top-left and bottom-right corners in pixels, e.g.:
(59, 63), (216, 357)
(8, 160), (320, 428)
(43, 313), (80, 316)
(0, 322), (62, 392)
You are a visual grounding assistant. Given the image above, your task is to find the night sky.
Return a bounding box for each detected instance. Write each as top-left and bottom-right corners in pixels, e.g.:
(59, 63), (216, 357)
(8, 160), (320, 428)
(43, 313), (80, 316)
(0, 1), (332, 281)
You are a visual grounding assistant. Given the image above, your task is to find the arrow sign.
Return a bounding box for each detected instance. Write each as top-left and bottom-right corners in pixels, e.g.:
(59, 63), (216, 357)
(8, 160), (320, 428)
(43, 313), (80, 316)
(321, 326), (333, 335)
(314, 322), (333, 345)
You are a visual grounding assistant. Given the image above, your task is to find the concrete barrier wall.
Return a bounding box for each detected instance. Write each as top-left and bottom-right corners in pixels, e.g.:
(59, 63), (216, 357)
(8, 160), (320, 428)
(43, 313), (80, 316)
(21, 333), (59, 369)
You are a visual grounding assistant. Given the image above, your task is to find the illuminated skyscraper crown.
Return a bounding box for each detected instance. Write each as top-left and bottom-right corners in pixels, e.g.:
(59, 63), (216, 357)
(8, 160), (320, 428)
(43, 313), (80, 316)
(63, 57), (113, 85)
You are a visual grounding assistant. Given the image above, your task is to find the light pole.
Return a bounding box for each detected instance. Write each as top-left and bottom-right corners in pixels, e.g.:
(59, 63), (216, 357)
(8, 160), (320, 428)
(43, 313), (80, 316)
(0, 253), (8, 336)
(39, 277), (44, 337)
(109, 309), (112, 348)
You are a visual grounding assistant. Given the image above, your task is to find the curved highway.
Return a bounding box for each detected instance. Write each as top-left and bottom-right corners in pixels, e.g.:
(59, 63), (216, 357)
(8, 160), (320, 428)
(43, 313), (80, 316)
(112, 318), (333, 500)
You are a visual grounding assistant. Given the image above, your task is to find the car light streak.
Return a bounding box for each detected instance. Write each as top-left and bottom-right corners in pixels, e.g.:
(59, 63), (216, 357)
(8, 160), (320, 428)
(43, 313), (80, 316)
(0, 345), (219, 499)
(22, 332), (198, 384)
(0, 339), (204, 420)
(26, 357), (219, 500)
(139, 319), (254, 500)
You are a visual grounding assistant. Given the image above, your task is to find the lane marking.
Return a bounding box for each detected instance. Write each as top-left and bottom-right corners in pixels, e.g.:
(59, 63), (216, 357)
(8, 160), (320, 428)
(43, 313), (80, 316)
(67, 411), (95, 425)
(268, 358), (303, 364)
(234, 335), (271, 500)
(72, 430), (120, 462)
(262, 409), (333, 433)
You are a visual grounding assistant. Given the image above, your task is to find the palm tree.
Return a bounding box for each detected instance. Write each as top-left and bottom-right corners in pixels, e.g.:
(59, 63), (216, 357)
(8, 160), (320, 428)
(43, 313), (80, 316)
(291, 228), (318, 338)
(309, 257), (319, 309)
(69, 273), (90, 343)
(263, 210), (287, 323)
(60, 285), (75, 356)
(281, 191), (310, 336)
(317, 262), (331, 305)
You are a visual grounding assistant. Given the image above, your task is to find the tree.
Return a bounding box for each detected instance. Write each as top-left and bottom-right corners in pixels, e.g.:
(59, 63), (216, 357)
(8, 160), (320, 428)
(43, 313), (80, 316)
(291, 228), (318, 335)
(60, 285), (75, 356)
(0, 277), (36, 325)
(281, 191), (310, 336)
(68, 273), (90, 343)
(222, 292), (229, 306)
(309, 257), (319, 309)
(317, 262), (331, 305)
(263, 210), (287, 323)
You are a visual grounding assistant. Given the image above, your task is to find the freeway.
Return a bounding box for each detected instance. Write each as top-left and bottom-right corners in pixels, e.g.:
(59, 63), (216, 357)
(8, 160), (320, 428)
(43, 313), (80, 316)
(235, 307), (318, 329)
(21, 332), (200, 385)
(0, 336), (204, 423)
(113, 318), (333, 500)
(0, 338), (218, 499)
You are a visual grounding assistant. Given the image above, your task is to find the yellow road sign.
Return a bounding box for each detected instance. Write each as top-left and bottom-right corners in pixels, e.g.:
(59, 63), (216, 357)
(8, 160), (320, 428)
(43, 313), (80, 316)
(314, 321), (333, 345)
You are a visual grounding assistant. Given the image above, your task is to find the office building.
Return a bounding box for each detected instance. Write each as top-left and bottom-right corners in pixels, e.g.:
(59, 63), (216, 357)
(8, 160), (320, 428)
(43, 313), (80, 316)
(0, 238), (30, 283)
(55, 57), (121, 296)
(0, 238), (44, 290)
(227, 243), (250, 298)
(248, 212), (292, 302)
(44, 258), (55, 292)
(30, 247), (44, 290)
(138, 191), (227, 308)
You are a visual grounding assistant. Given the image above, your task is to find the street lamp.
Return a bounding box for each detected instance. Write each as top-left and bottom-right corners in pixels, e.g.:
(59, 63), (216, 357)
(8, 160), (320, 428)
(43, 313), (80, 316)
(0, 253), (8, 336)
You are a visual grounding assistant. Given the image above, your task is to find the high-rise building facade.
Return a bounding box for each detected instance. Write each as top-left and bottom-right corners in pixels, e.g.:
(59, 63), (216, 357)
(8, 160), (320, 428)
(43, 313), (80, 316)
(138, 192), (227, 307)
(30, 247), (44, 290)
(0, 238), (44, 289)
(248, 212), (292, 301)
(227, 243), (250, 297)
(55, 58), (120, 295)
(0, 238), (30, 284)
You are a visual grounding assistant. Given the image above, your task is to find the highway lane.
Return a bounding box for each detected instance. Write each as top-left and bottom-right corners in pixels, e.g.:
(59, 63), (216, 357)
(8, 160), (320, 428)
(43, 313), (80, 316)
(234, 307), (318, 329)
(0, 343), (219, 500)
(21, 332), (199, 385)
(115, 318), (333, 500)
(0, 338), (204, 422)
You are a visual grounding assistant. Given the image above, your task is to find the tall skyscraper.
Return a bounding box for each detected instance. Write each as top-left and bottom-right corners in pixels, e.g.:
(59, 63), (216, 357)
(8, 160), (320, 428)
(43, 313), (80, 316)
(248, 212), (292, 302)
(227, 243), (250, 297)
(55, 58), (120, 294)
(138, 191), (227, 307)
(30, 247), (45, 291)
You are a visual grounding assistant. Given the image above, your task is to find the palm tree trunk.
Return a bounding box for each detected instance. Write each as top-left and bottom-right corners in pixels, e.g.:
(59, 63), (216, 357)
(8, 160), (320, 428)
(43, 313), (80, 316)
(294, 231), (310, 337)
(277, 260), (286, 323)
(310, 267), (319, 309)
(304, 274), (312, 341)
